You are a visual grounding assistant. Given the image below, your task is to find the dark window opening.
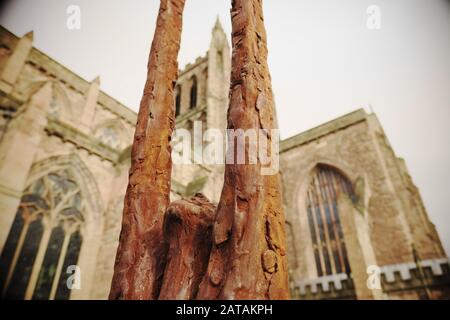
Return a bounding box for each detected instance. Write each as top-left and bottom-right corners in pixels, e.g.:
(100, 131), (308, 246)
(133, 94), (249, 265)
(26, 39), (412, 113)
(190, 77), (197, 109)
(305, 165), (354, 277)
(0, 169), (84, 300)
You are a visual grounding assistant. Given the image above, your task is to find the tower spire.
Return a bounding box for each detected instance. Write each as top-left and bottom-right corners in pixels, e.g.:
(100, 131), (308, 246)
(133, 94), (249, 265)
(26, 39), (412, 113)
(214, 15), (224, 32)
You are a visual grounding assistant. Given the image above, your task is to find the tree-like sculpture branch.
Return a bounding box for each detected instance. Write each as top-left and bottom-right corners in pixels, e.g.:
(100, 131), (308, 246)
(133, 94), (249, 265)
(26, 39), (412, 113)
(159, 194), (216, 300)
(197, 0), (290, 299)
(110, 0), (289, 300)
(109, 0), (186, 300)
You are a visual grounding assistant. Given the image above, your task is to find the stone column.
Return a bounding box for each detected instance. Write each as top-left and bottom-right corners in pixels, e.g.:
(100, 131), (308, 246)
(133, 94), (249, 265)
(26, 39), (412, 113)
(0, 31), (33, 94)
(90, 159), (129, 300)
(80, 76), (100, 133)
(206, 17), (230, 133)
(202, 18), (231, 202)
(0, 82), (52, 251)
(338, 195), (384, 300)
(366, 114), (414, 264)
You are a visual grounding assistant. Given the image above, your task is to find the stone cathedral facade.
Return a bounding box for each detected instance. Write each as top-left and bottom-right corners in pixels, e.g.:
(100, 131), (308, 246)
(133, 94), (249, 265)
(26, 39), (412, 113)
(0, 22), (449, 300)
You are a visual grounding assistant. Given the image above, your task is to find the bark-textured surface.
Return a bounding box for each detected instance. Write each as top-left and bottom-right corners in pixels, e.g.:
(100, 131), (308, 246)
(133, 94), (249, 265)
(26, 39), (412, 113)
(109, 0), (186, 300)
(196, 0), (290, 299)
(159, 194), (216, 300)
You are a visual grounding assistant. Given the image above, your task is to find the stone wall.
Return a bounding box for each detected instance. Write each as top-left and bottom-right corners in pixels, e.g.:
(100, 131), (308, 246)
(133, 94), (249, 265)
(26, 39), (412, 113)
(280, 109), (449, 299)
(0, 26), (133, 299)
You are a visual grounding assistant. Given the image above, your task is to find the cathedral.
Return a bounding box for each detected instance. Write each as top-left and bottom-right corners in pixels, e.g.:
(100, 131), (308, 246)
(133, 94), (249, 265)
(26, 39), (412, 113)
(0, 21), (448, 300)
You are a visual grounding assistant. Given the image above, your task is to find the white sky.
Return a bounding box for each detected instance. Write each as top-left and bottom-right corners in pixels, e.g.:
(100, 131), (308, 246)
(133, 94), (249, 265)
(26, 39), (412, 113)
(1, 0), (449, 256)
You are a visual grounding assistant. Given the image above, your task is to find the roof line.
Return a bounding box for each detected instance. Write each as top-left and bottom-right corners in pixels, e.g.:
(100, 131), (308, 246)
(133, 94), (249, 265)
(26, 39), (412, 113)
(280, 108), (368, 153)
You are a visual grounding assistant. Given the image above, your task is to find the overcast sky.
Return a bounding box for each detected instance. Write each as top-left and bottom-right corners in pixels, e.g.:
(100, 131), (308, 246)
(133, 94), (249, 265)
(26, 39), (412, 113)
(1, 0), (449, 256)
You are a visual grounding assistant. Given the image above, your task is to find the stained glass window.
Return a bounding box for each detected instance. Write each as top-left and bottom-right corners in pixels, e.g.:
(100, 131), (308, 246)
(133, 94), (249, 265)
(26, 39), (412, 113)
(0, 209), (24, 288)
(306, 165), (353, 277)
(0, 169), (84, 300)
(5, 218), (43, 299)
(55, 231), (82, 300)
(33, 226), (64, 300)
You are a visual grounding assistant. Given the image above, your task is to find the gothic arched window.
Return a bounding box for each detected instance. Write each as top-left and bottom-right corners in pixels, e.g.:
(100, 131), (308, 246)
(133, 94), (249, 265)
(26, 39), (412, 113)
(189, 76), (197, 109)
(175, 85), (181, 117)
(306, 165), (353, 277)
(0, 169), (84, 300)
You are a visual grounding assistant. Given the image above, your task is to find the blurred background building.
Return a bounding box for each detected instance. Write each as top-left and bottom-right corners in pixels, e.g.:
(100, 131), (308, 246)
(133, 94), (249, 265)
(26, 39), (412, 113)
(0, 22), (448, 300)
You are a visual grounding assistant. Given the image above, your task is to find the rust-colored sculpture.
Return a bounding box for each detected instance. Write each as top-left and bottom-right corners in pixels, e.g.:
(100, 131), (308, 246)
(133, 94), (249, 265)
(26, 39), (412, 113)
(109, 0), (186, 300)
(196, 0), (290, 299)
(159, 194), (216, 300)
(110, 0), (289, 300)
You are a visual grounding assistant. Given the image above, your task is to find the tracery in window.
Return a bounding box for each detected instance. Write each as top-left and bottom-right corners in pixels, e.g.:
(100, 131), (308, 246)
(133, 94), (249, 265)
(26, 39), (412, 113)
(96, 126), (121, 149)
(48, 90), (60, 117)
(306, 165), (353, 277)
(46, 82), (71, 119)
(0, 169), (84, 300)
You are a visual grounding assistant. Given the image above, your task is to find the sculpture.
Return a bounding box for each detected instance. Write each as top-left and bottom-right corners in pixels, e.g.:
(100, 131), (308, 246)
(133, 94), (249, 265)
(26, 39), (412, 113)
(110, 0), (289, 300)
